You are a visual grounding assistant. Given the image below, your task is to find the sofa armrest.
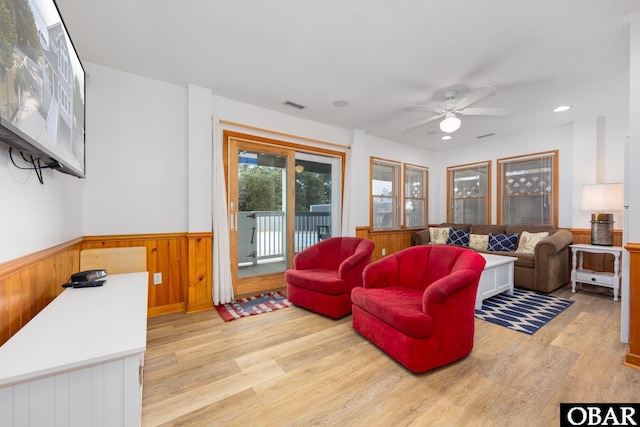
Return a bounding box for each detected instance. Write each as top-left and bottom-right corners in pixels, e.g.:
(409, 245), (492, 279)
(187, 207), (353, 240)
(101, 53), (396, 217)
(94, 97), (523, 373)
(533, 229), (574, 292)
(412, 229), (431, 246)
(536, 229), (573, 256)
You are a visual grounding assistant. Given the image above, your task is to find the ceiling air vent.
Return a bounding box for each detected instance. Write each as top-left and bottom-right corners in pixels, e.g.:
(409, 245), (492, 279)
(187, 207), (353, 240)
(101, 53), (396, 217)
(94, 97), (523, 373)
(283, 100), (306, 110)
(476, 133), (496, 139)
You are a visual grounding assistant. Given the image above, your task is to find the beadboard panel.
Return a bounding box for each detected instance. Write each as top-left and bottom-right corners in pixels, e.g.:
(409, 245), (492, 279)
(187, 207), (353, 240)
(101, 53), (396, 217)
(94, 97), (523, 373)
(1, 233), (214, 346)
(0, 239), (82, 346)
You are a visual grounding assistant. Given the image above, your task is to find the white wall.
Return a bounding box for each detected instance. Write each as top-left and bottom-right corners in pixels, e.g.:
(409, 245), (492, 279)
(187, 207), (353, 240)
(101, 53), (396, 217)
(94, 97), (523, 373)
(0, 146), (83, 262)
(81, 63), (189, 236)
(433, 124), (574, 226)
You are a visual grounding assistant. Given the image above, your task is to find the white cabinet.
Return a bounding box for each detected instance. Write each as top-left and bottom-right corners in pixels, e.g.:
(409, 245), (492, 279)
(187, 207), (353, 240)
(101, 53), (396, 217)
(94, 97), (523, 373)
(0, 272), (148, 427)
(570, 244), (623, 301)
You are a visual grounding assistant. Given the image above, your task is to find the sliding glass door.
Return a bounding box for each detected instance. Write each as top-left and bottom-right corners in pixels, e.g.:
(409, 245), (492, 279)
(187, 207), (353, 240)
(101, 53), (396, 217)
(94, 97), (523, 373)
(227, 134), (343, 297)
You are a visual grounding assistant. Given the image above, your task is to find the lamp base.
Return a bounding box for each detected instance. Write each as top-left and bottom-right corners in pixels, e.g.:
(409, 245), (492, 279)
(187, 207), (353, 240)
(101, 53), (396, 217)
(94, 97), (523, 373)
(590, 213), (614, 246)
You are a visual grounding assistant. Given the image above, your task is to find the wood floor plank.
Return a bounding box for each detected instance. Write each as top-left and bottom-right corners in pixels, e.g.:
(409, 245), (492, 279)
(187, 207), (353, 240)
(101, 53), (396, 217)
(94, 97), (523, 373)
(142, 284), (640, 426)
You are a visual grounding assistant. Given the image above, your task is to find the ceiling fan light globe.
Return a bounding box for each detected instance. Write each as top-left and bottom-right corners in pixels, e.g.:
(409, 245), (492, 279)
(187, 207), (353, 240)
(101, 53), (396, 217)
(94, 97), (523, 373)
(440, 115), (461, 133)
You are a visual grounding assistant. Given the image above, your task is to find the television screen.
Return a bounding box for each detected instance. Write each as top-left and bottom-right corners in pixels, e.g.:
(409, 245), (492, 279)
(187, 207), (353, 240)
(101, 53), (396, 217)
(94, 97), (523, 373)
(0, 0), (85, 178)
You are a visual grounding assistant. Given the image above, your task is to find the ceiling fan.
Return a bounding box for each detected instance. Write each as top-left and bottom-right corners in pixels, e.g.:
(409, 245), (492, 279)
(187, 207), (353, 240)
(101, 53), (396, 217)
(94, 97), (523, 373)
(401, 86), (514, 134)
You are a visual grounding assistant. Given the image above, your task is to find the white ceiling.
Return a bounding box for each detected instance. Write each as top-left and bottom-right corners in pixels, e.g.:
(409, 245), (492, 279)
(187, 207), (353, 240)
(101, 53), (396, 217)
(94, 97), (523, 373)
(55, 0), (639, 150)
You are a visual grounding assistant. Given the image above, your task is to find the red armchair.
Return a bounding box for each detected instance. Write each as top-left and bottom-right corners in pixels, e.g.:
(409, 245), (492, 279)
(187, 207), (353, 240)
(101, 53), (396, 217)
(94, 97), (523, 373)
(285, 237), (375, 319)
(351, 245), (486, 373)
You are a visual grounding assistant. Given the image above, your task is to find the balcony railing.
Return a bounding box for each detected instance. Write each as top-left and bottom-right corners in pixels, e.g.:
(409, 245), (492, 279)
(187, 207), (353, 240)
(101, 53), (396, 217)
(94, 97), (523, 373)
(238, 211), (331, 264)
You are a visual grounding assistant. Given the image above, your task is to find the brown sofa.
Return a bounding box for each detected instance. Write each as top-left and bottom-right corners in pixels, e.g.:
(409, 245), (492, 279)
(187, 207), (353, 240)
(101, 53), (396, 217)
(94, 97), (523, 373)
(411, 223), (574, 293)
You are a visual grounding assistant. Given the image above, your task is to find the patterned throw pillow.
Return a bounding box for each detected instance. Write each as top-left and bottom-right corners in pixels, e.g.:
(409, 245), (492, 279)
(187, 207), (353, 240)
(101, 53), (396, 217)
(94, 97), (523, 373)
(447, 228), (470, 246)
(469, 234), (489, 251)
(515, 231), (549, 254)
(488, 233), (519, 252)
(428, 227), (450, 245)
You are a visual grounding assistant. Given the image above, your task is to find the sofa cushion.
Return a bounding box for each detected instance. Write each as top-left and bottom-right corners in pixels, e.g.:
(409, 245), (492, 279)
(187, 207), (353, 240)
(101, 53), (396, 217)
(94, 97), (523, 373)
(471, 224), (506, 235)
(447, 228), (470, 246)
(469, 234), (489, 251)
(488, 233), (519, 252)
(429, 227), (450, 244)
(505, 225), (555, 235)
(515, 231), (549, 254)
(351, 286), (434, 338)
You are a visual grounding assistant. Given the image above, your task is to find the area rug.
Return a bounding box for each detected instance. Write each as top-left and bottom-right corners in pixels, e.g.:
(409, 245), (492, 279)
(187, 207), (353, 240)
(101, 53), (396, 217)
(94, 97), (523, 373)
(475, 288), (574, 335)
(215, 292), (291, 322)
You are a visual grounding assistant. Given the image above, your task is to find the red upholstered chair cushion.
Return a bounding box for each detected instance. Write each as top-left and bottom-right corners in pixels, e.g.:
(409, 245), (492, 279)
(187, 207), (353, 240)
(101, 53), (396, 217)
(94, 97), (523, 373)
(350, 286), (433, 338)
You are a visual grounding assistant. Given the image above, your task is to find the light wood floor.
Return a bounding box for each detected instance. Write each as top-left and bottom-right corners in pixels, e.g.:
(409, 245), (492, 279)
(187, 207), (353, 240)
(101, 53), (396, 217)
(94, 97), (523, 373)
(142, 284), (640, 426)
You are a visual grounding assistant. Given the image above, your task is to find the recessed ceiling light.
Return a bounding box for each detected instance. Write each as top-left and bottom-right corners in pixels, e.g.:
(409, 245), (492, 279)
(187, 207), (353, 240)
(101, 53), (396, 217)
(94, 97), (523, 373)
(333, 100), (349, 107)
(552, 105), (571, 113)
(441, 135), (452, 141)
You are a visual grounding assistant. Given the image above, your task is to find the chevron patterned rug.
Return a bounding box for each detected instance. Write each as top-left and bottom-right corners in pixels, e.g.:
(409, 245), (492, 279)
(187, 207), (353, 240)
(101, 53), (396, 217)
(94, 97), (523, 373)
(475, 288), (574, 335)
(215, 292), (291, 322)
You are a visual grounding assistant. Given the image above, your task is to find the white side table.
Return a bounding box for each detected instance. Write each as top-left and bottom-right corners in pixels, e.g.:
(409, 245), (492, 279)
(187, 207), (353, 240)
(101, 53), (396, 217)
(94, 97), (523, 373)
(570, 244), (623, 301)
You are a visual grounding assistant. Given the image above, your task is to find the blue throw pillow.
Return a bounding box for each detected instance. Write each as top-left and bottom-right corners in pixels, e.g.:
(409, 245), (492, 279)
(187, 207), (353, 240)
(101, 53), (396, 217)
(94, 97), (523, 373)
(447, 228), (470, 246)
(488, 233), (518, 252)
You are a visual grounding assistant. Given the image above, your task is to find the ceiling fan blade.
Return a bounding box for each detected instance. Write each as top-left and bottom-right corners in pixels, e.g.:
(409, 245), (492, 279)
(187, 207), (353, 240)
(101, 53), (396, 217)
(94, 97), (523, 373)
(460, 107), (515, 116)
(400, 114), (444, 133)
(405, 104), (445, 114)
(455, 86), (496, 109)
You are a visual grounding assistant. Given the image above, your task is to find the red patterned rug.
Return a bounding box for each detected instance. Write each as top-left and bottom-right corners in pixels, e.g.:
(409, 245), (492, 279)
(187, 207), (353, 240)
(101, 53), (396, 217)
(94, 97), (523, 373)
(215, 292), (291, 322)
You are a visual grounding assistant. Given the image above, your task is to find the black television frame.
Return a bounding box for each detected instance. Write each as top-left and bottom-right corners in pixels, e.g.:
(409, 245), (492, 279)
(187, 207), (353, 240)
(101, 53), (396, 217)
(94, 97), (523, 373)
(0, 0), (86, 179)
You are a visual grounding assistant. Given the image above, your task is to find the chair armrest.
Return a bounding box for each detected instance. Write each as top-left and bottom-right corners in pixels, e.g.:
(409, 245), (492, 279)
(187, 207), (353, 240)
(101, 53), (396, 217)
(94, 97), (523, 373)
(362, 256), (400, 289)
(412, 229), (431, 246)
(293, 244), (321, 270)
(422, 269), (481, 307)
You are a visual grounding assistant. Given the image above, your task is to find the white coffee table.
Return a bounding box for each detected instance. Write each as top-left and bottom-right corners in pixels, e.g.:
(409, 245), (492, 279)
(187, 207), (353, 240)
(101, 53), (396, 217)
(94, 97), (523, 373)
(476, 253), (516, 310)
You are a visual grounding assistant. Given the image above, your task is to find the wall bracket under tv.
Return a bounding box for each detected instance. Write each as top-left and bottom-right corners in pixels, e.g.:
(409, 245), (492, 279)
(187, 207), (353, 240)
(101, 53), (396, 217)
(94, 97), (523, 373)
(8, 147), (64, 185)
(0, 0), (86, 181)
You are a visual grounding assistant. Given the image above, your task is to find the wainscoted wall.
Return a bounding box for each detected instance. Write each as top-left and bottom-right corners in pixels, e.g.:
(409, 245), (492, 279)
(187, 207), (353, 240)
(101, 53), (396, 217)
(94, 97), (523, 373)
(625, 242), (640, 370)
(0, 233), (213, 346)
(355, 227), (415, 261)
(1, 227), (636, 354)
(0, 239), (82, 346)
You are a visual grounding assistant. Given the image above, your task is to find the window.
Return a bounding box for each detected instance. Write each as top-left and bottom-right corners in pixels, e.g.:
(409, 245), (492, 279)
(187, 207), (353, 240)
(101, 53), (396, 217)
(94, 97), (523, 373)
(371, 158), (428, 231)
(371, 158), (400, 230)
(447, 161), (490, 224)
(404, 164), (428, 229)
(497, 151), (558, 226)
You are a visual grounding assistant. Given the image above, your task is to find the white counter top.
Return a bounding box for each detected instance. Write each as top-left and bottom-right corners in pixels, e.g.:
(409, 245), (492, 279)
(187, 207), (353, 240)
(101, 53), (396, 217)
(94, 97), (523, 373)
(0, 272), (148, 387)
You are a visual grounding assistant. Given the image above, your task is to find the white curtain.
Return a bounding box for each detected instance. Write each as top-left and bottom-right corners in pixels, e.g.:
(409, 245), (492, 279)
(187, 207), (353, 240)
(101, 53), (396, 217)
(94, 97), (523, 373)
(211, 116), (234, 304)
(341, 144), (354, 236)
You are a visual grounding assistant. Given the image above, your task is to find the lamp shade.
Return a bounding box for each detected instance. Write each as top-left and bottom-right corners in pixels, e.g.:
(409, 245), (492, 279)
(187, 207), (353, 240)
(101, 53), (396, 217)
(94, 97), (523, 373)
(580, 183), (624, 212)
(440, 113), (461, 133)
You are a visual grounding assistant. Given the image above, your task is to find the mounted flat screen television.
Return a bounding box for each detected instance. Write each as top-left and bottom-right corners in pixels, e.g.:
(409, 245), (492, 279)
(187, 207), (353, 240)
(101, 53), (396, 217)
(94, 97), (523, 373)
(0, 0), (85, 178)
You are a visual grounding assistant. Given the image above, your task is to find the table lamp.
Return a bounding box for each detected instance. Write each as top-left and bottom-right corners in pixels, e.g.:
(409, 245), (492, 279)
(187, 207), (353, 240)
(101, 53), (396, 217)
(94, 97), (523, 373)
(580, 183), (623, 246)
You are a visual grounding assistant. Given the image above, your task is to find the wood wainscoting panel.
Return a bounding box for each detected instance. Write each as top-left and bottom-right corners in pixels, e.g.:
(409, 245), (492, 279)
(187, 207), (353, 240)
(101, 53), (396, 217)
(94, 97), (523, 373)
(355, 227), (414, 262)
(83, 234), (190, 317)
(625, 242), (640, 370)
(0, 238), (82, 346)
(187, 233), (214, 314)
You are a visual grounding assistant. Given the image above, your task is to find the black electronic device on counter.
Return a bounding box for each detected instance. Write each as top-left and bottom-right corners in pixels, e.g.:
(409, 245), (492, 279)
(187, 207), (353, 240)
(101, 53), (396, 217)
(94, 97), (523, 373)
(70, 269), (108, 282)
(62, 280), (106, 288)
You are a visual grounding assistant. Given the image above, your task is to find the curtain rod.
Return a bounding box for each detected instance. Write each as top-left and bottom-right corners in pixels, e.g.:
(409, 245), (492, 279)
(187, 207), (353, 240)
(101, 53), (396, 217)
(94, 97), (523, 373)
(218, 119), (350, 150)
